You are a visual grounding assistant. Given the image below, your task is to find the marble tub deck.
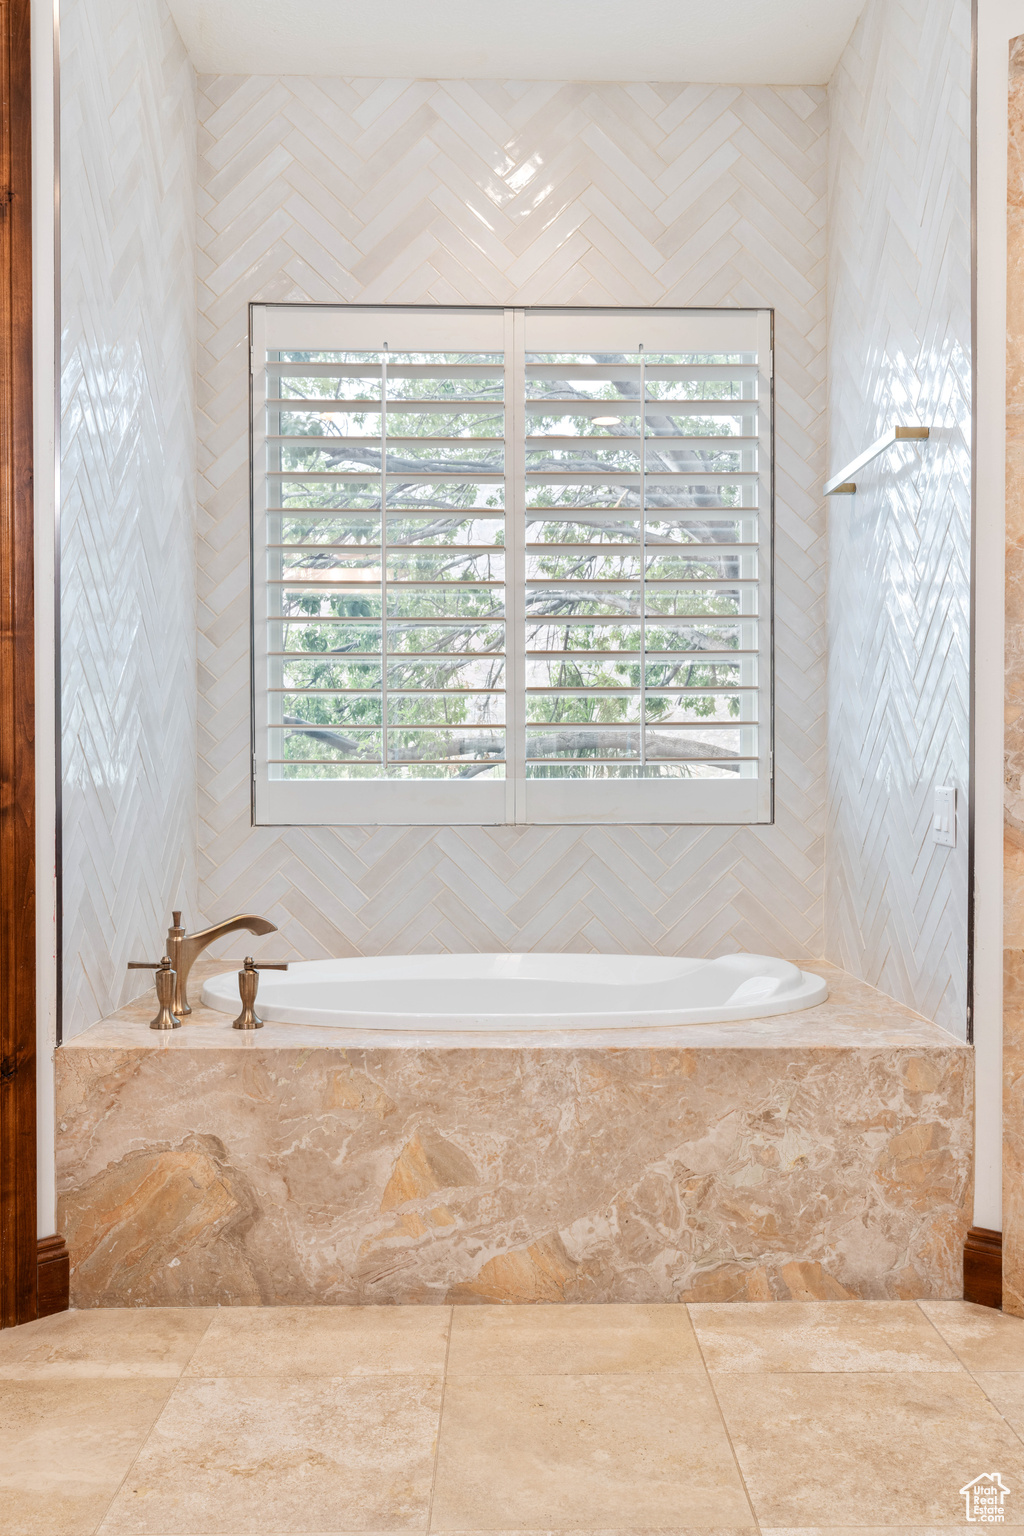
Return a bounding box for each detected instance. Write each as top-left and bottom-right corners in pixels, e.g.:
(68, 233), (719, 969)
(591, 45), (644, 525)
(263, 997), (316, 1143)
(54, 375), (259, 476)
(55, 961), (973, 1307)
(3, 1299), (1024, 1535)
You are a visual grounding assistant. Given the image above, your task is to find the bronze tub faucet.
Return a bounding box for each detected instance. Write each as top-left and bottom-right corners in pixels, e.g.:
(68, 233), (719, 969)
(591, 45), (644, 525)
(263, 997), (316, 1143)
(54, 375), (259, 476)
(165, 911), (278, 1015)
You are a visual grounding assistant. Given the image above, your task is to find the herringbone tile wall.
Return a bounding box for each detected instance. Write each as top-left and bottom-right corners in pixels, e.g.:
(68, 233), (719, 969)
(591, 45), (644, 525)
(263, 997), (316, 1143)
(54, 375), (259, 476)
(196, 77), (828, 962)
(826, 0), (971, 1035)
(60, 0), (198, 1038)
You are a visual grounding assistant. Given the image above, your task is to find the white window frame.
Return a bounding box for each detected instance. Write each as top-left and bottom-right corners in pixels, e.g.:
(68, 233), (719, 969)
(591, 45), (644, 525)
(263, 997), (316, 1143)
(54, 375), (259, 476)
(250, 303), (774, 827)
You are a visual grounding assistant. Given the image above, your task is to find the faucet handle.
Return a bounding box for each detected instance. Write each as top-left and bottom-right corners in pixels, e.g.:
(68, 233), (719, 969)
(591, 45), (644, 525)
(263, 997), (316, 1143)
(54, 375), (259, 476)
(127, 958), (181, 1030)
(231, 958), (288, 1030)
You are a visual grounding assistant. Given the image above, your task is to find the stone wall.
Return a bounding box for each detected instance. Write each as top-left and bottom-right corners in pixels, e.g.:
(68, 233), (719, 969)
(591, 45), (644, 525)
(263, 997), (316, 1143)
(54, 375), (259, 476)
(56, 968), (972, 1306)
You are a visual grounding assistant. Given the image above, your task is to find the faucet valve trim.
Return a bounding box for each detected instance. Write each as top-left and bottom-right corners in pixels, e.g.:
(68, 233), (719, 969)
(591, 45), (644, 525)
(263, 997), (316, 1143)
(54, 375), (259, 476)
(126, 957), (181, 1030)
(232, 957), (289, 1030)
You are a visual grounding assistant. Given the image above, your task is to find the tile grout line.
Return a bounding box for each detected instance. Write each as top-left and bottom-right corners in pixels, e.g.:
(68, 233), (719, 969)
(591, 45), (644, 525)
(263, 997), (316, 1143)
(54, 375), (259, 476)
(928, 1292), (1024, 1452)
(966, 1362), (1024, 1453)
(26, 1300), (1024, 1535)
(424, 1303), (455, 1534)
(911, 1294), (1024, 1436)
(89, 1393), (178, 1536)
(684, 1302), (763, 1535)
(911, 1296), (980, 1370)
(177, 1306), (220, 1375)
(86, 1309), (220, 1536)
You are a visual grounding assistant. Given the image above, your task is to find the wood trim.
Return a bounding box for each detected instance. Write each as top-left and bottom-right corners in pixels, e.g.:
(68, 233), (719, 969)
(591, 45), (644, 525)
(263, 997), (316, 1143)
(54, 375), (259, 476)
(36, 1235), (67, 1318)
(0, 0), (36, 1330)
(964, 1225), (1003, 1309)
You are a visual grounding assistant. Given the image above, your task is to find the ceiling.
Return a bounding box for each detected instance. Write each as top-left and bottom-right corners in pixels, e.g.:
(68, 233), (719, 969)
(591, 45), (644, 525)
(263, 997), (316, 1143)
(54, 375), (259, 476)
(165, 0), (869, 84)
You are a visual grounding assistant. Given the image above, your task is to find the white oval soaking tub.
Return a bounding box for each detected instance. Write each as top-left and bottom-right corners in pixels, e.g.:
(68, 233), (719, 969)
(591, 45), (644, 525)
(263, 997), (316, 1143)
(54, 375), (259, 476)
(201, 953), (828, 1031)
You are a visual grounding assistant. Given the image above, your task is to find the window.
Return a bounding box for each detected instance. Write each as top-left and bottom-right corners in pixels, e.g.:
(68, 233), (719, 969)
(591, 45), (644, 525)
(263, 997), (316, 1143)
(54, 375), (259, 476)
(251, 305), (772, 825)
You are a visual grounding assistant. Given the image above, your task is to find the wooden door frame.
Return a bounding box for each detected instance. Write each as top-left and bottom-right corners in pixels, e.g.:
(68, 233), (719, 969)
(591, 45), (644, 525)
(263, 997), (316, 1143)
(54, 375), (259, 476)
(0, 0), (38, 1330)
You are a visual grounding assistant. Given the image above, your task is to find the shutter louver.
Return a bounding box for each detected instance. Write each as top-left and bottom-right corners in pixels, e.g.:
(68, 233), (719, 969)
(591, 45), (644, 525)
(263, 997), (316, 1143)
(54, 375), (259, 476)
(522, 351), (760, 778)
(264, 349), (507, 782)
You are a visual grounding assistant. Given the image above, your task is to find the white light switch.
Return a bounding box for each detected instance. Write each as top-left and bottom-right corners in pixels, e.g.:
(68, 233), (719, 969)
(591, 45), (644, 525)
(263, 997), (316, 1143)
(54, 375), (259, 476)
(933, 785), (957, 847)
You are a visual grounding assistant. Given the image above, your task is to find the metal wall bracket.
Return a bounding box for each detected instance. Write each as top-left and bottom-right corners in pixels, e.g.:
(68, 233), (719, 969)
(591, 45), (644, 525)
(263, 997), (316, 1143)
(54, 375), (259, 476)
(824, 425), (930, 496)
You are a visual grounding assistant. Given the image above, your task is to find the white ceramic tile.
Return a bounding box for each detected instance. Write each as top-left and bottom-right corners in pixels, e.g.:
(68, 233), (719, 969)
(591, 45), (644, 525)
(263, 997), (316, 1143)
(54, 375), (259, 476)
(60, 0), (198, 1038)
(825, 0), (971, 1037)
(194, 77), (829, 964)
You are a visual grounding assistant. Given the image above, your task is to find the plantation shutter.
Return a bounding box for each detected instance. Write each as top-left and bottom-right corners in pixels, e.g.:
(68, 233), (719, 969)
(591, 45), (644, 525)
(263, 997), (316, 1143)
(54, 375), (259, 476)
(518, 308), (770, 824)
(253, 306), (510, 825)
(252, 305), (772, 826)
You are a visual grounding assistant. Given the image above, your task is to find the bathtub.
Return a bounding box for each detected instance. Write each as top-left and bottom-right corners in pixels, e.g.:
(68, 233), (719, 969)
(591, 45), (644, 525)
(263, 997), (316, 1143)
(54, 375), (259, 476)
(201, 952), (828, 1030)
(65, 958), (973, 1308)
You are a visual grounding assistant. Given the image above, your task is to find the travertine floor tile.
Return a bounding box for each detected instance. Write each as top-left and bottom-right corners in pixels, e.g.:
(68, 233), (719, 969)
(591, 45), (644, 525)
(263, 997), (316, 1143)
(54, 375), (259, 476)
(0, 1379), (172, 1536)
(690, 1300), (962, 1373)
(14, 1299), (1021, 1536)
(919, 1300), (1024, 1371)
(974, 1370), (1024, 1430)
(0, 1307), (212, 1379)
(714, 1372), (1024, 1527)
(96, 1374), (442, 1534)
(184, 1304), (450, 1377)
(447, 1303), (705, 1376)
(430, 1374), (754, 1530)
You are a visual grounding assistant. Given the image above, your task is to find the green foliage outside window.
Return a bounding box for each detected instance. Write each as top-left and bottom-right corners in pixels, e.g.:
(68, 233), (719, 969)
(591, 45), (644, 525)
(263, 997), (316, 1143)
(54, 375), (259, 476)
(266, 350), (755, 779)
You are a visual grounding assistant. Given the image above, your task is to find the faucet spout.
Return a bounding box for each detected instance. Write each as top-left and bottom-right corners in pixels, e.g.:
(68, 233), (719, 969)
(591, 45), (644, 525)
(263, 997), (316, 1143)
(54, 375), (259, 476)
(167, 912), (278, 1015)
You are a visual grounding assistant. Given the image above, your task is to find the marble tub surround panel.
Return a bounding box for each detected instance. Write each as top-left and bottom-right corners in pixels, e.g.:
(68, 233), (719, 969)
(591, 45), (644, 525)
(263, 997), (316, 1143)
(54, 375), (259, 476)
(57, 965), (972, 1307)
